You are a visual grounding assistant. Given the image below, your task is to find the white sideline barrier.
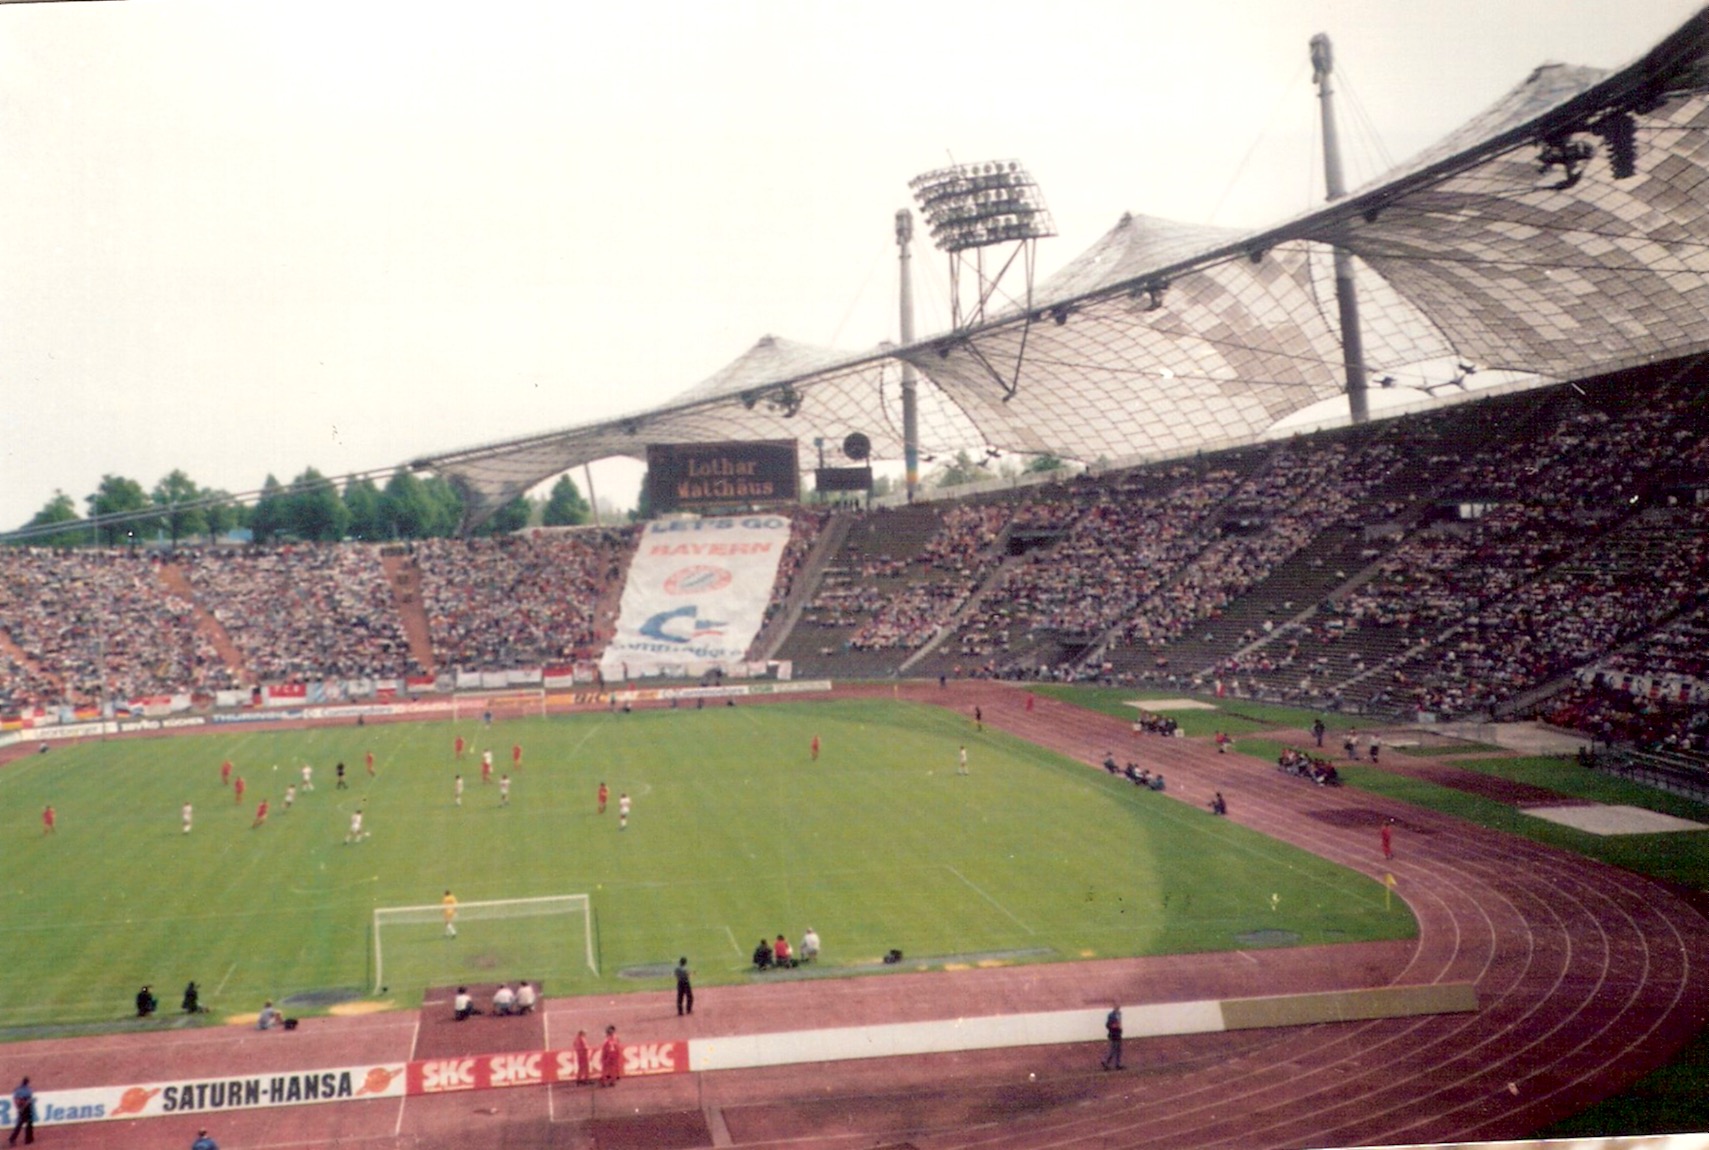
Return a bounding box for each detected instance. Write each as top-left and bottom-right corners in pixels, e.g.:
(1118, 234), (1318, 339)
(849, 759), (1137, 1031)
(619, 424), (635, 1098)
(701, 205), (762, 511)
(689, 1000), (1224, 1072)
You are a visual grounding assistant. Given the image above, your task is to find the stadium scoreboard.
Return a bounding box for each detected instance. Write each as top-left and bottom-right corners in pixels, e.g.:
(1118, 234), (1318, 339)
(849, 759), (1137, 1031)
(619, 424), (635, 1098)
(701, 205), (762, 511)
(647, 440), (800, 513)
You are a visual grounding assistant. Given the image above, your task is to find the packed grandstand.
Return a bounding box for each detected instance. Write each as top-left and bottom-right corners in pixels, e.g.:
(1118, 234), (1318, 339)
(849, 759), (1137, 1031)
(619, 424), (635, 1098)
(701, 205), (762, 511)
(2, 365), (1703, 764)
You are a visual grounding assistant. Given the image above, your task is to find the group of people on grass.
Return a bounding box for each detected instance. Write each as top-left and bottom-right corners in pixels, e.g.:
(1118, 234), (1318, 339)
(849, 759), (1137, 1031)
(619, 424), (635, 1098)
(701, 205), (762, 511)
(752, 927), (820, 972)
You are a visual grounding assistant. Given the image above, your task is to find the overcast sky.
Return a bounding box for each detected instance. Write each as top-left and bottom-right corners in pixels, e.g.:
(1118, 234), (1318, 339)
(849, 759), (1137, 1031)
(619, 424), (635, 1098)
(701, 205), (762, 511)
(3, 0), (1702, 530)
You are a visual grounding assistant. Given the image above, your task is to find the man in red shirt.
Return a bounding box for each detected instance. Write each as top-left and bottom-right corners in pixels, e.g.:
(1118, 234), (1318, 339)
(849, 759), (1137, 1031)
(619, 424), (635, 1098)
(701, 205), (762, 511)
(599, 1026), (622, 1087)
(234, 776), (246, 804)
(597, 782), (608, 814)
(512, 744), (523, 769)
(572, 1030), (592, 1084)
(41, 805), (55, 835)
(454, 735), (465, 760)
(221, 760), (232, 787)
(365, 750), (375, 777)
(252, 799), (270, 829)
(810, 735), (819, 762)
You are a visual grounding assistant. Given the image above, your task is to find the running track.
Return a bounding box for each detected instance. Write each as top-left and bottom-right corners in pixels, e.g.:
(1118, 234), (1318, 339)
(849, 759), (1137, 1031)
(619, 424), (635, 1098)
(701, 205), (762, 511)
(757, 682), (1709, 1149)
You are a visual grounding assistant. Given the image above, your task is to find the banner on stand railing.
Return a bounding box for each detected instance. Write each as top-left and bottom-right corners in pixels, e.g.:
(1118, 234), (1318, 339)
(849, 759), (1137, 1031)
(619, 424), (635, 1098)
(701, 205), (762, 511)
(601, 516), (792, 678)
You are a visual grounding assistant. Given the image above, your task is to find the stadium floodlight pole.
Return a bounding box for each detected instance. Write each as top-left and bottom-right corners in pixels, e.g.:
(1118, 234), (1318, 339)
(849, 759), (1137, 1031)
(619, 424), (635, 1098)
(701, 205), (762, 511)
(1311, 33), (1371, 426)
(896, 208), (921, 503)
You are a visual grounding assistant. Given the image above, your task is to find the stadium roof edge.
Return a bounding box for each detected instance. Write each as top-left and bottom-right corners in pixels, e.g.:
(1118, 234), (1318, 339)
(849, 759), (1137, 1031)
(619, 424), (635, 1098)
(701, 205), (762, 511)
(414, 3), (1709, 532)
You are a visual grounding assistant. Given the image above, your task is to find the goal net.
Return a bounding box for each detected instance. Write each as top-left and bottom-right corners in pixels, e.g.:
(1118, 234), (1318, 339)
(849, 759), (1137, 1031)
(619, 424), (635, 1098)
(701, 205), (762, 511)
(371, 894), (596, 994)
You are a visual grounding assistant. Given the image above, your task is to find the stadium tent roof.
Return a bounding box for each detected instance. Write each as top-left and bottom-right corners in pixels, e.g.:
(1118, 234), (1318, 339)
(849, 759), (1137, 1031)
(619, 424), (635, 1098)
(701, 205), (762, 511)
(420, 7), (1709, 531)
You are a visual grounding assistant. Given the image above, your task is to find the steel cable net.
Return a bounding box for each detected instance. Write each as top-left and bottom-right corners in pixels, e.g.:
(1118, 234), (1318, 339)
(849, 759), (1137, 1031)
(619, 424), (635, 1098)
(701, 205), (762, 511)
(424, 10), (1709, 528)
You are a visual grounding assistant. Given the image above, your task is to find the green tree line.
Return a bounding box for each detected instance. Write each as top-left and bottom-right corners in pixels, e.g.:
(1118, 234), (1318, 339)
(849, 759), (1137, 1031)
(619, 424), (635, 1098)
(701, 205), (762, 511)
(10, 469), (594, 548)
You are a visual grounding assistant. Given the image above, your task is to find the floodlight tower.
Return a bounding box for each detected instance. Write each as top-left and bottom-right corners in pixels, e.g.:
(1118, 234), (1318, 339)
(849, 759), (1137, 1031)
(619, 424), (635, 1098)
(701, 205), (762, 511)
(910, 160), (1056, 331)
(1311, 34), (1371, 425)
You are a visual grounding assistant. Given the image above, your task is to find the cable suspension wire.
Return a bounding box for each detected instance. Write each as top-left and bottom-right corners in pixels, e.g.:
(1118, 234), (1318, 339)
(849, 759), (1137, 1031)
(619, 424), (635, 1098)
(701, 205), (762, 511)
(1207, 60), (1313, 227)
(1337, 66), (1398, 178)
(824, 237), (889, 349)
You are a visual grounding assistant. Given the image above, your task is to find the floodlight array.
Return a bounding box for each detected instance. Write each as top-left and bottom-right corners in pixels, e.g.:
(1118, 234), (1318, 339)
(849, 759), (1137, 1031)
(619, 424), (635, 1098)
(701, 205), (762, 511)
(909, 160), (1057, 253)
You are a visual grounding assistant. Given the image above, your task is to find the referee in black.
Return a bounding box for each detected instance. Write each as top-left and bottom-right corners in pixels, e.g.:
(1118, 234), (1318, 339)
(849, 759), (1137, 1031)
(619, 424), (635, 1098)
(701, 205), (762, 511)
(675, 957), (694, 1016)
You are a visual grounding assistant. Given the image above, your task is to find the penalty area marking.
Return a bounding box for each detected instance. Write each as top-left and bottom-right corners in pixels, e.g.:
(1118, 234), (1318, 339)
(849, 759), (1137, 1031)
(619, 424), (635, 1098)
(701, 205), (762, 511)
(947, 865), (1033, 935)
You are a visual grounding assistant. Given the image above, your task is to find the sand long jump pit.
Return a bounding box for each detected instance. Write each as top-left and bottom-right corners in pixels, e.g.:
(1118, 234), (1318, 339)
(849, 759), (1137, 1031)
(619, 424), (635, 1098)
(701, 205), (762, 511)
(1521, 803), (1707, 835)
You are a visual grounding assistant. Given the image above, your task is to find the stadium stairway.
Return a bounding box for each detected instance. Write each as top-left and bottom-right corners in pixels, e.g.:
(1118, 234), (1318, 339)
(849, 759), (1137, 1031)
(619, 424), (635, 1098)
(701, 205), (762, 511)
(750, 510), (853, 663)
(379, 550), (436, 673)
(898, 543), (1024, 676)
(157, 560), (250, 682)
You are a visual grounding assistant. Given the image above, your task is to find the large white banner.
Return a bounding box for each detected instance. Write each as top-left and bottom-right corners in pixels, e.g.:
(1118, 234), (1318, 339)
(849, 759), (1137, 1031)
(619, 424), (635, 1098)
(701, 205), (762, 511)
(601, 515), (792, 678)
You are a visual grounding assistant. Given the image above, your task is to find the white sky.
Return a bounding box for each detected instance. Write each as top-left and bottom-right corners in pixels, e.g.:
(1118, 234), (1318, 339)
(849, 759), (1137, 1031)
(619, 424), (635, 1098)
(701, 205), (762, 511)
(3, 0), (1702, 529)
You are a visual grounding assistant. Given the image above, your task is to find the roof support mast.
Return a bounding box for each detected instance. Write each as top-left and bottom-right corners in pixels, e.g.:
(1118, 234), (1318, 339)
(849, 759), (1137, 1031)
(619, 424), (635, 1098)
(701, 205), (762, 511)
(1311, 33), (1371, 425)
(896, 209), (921, 504)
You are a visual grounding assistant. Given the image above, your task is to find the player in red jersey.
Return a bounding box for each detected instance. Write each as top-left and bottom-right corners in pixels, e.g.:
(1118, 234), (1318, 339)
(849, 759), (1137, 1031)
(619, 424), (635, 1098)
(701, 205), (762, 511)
(234, 775), (246, 804)
(365, 750), (375, 777)
(572, 1030), (592, 1084)
(511, 743), (522, 769)
(252, 798), (270, 829)
(597, 782), (609, 814)
(600, 1026), (622, 1087)
(42, 804), (56, 835)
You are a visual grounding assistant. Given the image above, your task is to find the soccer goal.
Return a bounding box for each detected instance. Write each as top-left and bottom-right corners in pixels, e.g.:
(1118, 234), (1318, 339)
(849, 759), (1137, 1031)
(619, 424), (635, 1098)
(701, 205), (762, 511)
(371, 894), (597, 994)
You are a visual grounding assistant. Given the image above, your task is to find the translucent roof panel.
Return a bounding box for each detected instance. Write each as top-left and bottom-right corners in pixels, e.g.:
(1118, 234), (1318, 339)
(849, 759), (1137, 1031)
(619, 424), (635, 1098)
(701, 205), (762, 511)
(419, 8), (1709, 530)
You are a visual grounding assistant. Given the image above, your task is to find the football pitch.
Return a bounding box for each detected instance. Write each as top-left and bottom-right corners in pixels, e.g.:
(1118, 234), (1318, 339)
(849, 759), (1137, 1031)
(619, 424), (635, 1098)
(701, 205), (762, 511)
(0, 699), (1414, 1029)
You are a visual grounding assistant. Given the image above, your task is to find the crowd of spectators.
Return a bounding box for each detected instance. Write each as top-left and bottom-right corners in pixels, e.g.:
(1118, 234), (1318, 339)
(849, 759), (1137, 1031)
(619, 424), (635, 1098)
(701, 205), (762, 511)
(0, 640), (57, 714)
(1113, 438), (1405, 648)
(949, 465), (1246, 663)
(1543, 684), (1709, 756)
(802, 577), (887, 629)
(0, 547), (232, 707)
(1326, 391), (1705, 717)
(4, 379), (1704, 747)
(414, 529), (633, 672)
(847, 503), (1013, 651)
(180, 545), (419, 682)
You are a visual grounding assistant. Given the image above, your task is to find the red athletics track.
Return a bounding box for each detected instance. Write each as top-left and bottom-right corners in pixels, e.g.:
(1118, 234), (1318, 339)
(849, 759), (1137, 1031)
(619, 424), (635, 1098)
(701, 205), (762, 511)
(1, 680), (1705, 1149)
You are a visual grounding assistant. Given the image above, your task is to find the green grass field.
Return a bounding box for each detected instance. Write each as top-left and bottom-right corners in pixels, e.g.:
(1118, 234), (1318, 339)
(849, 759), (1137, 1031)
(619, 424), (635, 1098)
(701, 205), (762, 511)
(0, 699), (1413, 1028)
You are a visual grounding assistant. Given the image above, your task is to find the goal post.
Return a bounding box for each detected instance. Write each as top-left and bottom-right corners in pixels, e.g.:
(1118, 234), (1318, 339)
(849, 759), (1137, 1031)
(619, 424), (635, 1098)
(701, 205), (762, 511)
(372, 893), (596, 994)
